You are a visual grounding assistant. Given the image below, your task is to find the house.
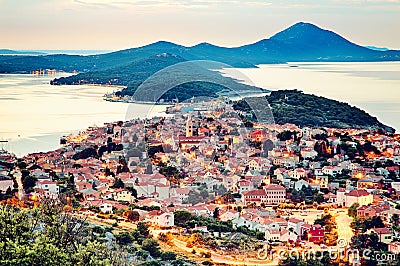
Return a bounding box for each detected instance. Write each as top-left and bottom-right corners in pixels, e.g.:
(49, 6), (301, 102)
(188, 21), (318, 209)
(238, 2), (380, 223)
(147, 210), (174, 228)
(248, 158), (264, 172)
(287, 218), (304, 236)
(357, 204), (390, 219)
(315, 176), (328, 189)
(344, 189), (373, 207)
(35, 180), (59, 194)
(219, 210), (239, 221)
(322, 166), (342, 176)
(301, 148), (318, 159)
(242, 185), (286, 206)
(264, 229), (281, 242)
(75, 181), (92, 191)
(280, 229), (298, 243)
(290, 168), (306, 180)
(368, 228), (392, 244)
(170, 187), (191, 202)
(99, 202), (113, 214)
(237, 179), (254, 193)
(306, 224), (325, 243)
(113, 189), (133, 203)
(294, 180), (309, 191)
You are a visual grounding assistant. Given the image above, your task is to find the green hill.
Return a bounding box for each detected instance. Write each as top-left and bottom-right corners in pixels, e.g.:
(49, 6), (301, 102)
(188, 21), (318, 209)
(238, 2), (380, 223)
(51, 53), (265, 102)
(233, 90), (395, 132)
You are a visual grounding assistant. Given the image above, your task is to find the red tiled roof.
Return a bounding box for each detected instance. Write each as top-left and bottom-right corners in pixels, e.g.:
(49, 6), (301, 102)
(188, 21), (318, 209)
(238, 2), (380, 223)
(243, 189), (267, 197)
(372, 227), (391, 234)
(346, 189), (370, 197)
(264, 184), (286, 191)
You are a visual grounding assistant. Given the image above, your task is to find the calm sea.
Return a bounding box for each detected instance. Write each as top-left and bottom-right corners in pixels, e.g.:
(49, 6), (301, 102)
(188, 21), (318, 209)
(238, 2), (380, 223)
(0, 74), (166, 157)
(222, 62), (400, 133)
(1, 62), (399, 156)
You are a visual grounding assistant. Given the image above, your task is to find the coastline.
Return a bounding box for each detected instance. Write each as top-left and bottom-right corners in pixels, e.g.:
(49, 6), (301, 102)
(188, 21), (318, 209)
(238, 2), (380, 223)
(221, 62), (400, 133)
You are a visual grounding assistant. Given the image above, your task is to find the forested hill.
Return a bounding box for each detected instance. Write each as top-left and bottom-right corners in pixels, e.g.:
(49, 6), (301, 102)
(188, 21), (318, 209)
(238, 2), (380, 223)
(51, 53), (265, 102)
(233, 90), (395, 132)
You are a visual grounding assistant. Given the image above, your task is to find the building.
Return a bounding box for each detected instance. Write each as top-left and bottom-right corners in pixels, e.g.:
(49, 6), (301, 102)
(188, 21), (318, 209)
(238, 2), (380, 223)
(35, 180), (59, 194)
(147, 210), (174, 228)
(344, 189), (373, 207)
(99, 202), (113, 214)
(337, 189), (373, 207)
(113, 189), (133, 203)
(357, 204), (390, 220)
(307, 224), (325, 243)
(389, 242), (400, 254)
(368, 228), (392, 244)
(237, 179), (254, 193)
(242, 185), (286, 206)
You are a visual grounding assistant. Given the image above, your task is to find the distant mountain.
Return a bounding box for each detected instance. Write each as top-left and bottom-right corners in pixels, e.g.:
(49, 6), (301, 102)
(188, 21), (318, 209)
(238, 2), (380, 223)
(233, 89), (395, 132)
(0, 49), (45, 55)
(1, 22), (400, 74)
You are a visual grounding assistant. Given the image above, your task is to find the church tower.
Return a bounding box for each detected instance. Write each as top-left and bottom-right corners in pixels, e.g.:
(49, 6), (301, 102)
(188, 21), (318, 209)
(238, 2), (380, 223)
(186, 116), (193, 137)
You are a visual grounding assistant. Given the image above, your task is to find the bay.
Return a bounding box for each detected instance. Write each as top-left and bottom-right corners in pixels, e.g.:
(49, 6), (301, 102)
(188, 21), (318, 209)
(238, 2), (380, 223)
(221, 62), (400, 133)
(0, 74), (166, 157)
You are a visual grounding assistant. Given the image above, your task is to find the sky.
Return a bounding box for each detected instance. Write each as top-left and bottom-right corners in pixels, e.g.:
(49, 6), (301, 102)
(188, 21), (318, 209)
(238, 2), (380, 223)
(1, 0), (400, 50)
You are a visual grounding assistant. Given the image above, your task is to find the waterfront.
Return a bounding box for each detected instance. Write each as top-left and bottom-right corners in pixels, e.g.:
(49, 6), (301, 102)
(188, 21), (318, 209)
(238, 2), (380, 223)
(1, 62), (400, 156)
(0, 74), (166, 156)
(222, 62), (400, 132)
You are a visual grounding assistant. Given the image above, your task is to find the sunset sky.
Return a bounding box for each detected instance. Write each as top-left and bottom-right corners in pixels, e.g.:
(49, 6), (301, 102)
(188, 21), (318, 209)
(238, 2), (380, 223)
(1, 0), (400, 50)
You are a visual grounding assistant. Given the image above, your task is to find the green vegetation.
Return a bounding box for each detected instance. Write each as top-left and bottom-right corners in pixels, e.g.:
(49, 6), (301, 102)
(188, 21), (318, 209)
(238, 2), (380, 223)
(351, 217), (385, 233)
(50, 53), (260, 102)
(0, 202), (124, 266)
(348, 203), (359, 218)
(174, 210), (233, 233)
(233, 90), (394, 132)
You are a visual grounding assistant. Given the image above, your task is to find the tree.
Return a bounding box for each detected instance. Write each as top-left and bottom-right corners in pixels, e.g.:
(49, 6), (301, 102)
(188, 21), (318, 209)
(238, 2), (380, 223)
(142, 239), (161, 258)
(136, 222), (150, 238)
(112, 178), (124, 189)
(348, 203), (359, 218)
(126, 187), (138, 198)
(161, 251), (177, 261)
(0, 202), (126, 265)
(115, 231), (134, 245)
(391, 213), (399, 226)
(313, 193), (324, 204)
(213, 207), (220, 220)
(125, 210), (140, 222)
(22, 175), (37, 192)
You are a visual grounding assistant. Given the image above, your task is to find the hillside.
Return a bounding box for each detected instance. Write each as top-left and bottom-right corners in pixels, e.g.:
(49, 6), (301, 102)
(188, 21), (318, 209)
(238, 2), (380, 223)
(233, 90), (395, 132)
(1, 22), (400, 74)
(51, 53), (265, 102)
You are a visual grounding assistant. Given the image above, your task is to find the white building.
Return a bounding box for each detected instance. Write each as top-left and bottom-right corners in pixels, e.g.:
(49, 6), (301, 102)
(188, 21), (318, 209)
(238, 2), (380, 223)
(35, 180), (59, 194)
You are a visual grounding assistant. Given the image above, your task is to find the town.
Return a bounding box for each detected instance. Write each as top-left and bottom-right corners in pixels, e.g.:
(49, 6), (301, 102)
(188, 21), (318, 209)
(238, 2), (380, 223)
(1, 99), (400, 266)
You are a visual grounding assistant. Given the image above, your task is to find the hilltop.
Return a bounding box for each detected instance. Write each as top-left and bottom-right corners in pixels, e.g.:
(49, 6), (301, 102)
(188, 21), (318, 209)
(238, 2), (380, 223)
(233, 90), (395, 132)
(1, 22), (400, 74)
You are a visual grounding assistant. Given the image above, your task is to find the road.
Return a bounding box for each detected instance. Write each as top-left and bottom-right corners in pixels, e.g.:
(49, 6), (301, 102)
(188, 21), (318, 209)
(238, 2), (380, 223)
(336, 211), (354, 246)
(14, 170), (24, 200)
(172, 238), (280, 265)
